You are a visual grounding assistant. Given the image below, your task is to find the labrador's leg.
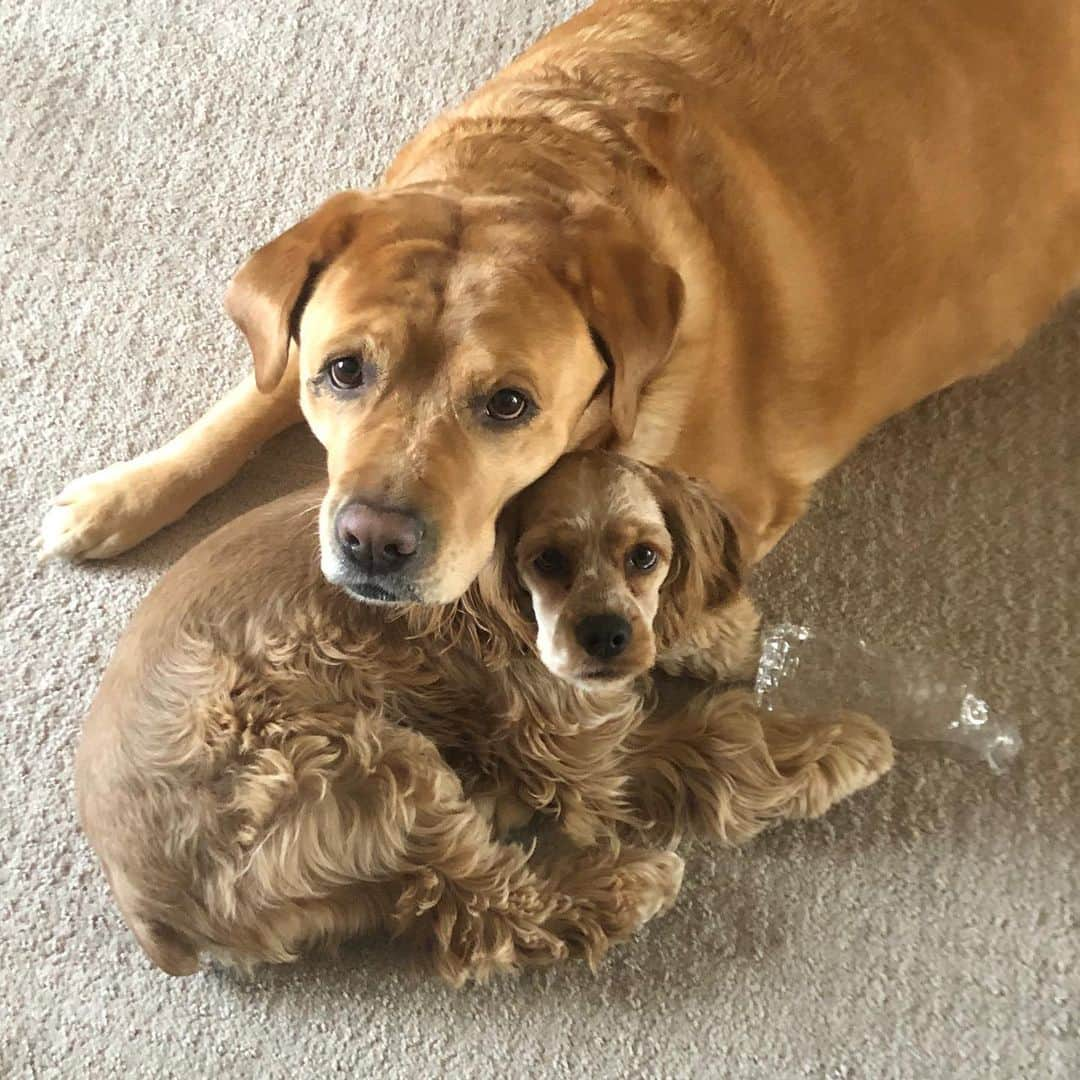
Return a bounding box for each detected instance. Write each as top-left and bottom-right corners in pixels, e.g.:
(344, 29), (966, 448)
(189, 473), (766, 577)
(41, 357), (302, 559)
(625, 689), (892, 847)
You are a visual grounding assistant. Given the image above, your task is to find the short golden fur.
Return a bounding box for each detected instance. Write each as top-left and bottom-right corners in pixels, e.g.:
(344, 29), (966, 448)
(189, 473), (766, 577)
(42, 1), (1080, 585)
(77, 453), (891, 983)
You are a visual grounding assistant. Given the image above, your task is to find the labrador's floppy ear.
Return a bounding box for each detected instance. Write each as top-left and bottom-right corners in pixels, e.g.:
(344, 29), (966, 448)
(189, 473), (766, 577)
(224, 191), (368, 392)
(640, 464), (745, 650)
(560, 210), (684, 443)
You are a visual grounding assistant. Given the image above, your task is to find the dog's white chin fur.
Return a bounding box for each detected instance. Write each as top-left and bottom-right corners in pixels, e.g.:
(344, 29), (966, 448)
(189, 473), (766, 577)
(562, 671), (640, 695)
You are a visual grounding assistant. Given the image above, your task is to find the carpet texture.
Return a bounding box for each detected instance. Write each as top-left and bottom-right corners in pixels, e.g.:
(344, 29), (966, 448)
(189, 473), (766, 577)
(2, 1), (1077, 1076)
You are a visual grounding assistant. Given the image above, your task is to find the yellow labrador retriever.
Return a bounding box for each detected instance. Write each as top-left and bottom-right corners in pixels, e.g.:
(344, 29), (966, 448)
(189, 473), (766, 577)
(42, 0), (1080, 601)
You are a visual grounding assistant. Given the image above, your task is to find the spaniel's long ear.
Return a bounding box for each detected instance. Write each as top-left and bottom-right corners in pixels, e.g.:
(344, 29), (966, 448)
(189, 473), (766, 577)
(224, 191), (368, 392)
(469, 500), (536, 661)
(560, 211), (684, 444)
(645, 466), (745, 650)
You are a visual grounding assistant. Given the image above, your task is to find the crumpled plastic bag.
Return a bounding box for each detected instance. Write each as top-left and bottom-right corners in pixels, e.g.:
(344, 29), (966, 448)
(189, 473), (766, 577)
(755, 623), (1021, 773)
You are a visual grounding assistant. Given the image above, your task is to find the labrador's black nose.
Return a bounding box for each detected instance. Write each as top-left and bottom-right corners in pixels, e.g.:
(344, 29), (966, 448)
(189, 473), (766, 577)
(575, 613), (633, 660)
(335, 503), (423, 577)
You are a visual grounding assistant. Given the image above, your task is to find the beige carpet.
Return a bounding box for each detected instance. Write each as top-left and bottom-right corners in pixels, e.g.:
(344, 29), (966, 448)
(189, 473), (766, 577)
(2, 1), (1077, 1076)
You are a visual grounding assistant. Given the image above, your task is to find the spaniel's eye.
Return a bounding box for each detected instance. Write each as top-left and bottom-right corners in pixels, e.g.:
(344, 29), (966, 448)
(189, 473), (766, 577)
(486, 388), (531, 422)
(533, 548), (568, 577)
(627, 544), (659, 572)
(326, 355), (365, 391)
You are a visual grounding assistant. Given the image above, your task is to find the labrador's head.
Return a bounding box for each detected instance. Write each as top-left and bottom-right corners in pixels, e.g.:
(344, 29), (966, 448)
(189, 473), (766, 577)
(226, 190), (682, 603)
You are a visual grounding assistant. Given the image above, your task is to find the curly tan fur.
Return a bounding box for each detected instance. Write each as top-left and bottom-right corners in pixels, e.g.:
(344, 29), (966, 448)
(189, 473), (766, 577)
(77, 453), (891, 983)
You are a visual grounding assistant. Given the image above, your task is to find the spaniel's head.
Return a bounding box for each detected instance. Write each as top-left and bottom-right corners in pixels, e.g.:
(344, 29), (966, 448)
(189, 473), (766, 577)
(499, 452), (746, 688)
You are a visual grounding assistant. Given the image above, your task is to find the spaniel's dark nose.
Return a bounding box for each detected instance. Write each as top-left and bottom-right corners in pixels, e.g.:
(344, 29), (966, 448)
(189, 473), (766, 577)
(335, 503), (423, 577)
(575, 613), (633, 660)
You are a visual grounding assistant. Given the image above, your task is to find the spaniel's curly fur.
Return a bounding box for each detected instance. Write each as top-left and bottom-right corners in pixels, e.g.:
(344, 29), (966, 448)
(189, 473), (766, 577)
(77, 452), (891, 985)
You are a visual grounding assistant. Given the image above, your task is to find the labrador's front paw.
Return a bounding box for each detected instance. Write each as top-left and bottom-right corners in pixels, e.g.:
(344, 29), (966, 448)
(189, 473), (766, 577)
(40, 458), (196, 560)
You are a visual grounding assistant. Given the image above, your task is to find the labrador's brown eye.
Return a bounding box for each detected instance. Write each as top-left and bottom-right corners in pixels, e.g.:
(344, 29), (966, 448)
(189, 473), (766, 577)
(627, 544), (659, 572)
(534, 548), (568, 577)
(486, 388), (531, 422)
(327, 355), (364, 391)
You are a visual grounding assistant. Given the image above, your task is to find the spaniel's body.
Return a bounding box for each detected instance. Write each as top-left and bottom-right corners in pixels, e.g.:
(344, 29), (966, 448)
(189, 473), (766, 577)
(42, 0), (1080, 580)
(77, 454), (891, 983)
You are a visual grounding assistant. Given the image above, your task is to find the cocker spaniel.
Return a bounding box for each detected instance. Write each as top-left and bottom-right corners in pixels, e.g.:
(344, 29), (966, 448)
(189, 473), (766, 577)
(77, 451), (891, 985)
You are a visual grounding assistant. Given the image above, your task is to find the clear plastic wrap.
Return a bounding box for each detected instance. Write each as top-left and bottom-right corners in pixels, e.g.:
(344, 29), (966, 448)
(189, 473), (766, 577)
(754, 624), (1021, 772)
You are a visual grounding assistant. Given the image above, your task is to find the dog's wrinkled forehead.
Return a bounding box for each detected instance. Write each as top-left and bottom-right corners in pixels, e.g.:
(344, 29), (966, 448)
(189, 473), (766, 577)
(300, 233), (588, 407)
(303, 196), (562, 326)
